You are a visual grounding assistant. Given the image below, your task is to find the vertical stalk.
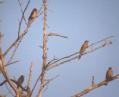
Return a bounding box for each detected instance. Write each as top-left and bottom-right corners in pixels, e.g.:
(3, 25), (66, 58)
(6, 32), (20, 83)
(37, 0), (47, 97)
(42, 0), (47, 84)
(42, 0), (47, 70)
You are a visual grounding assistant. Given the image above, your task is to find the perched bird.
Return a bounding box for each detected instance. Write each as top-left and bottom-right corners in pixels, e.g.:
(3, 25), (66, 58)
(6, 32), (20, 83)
(17, 75), (24, 88)
(105, 67), (113, 85)
(28, 8), (38, 27)
(0, 75), (27, 91)
(79, 40), (89, 59)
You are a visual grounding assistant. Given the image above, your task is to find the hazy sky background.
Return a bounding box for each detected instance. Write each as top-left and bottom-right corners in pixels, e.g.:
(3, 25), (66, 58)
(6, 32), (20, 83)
(0, 0), (119, 97)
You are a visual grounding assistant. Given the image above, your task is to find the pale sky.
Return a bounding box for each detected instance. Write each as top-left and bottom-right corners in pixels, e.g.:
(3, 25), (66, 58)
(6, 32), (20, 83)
(0, 0), (119, 97)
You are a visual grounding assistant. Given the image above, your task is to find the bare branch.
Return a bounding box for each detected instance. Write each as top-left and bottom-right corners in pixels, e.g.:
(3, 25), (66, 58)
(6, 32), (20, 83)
(3, 0), (31, 57)
(5, 60), (19, 67)
(4, 0), (31, 67)
(4, 4), (41, 65)
(0, 48), (18, 94)
(47, 36), (114, 70)
(17, 0), (30, 37)
(30, 74), (41, 96)
(72, 74), (119, 97)
(6, 43), (19, 66)
(27, 63), (33, 89)
(44, 75), (59, 91)
(47, 32), (68, 38)
(5, 84), (14, 97)
(38, 4), (44, 16)
(47, 57), (58, 65)
(37, 0), (47, 97)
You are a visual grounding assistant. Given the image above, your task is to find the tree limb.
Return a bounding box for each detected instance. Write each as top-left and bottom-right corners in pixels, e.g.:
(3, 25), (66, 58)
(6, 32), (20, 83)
(47, 32), (68, 38)
(72, 74), (119, 97)
(47, 36), (113, 70)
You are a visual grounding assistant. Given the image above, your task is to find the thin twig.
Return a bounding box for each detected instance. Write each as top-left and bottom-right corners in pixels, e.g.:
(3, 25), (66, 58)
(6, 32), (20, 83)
(27, 63), (33, 89)
(5, 0), (31, 66)
(6, 42), (19, 66)
(0, 48), (18, 95)
(17, 0), (30, 37)
(30, 74), (41, 96)
(44, 75), (59, 92)
(5, 84), (14, 97)
(3, 0), (31, 57)
(5, 60), (19, 66)
(47, 32), (68, 38)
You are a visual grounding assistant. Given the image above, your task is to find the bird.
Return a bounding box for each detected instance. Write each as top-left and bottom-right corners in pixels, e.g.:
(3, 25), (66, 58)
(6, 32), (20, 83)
(28, 8), (38, 27)
(79, 40), (89, 59)
(17, 75), (24, 88)
(0, 75), (27, 91)
(105, 67), (113, 85)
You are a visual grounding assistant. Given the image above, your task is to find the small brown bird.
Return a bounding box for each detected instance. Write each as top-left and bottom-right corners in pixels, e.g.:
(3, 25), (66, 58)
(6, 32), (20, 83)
(79, 40), (89, 58)
(17, 75), (24, 88)
(28, 8), (38, 27)
(0, 75), (27, 91)
(105, 67), (113, 85)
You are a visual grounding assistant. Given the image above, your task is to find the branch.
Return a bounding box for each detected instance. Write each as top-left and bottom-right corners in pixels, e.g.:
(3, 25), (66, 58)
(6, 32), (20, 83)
(37, 0), (47, 97)
(27, 63), (33, 91)
(0, 79), (27, 92)
(17, 0), (30, 37)
(5, 60), (19, 66)
(5, 43), (19, 66)
(0, 48), (18, 94)
(47, 36), (114, 70)
(5, 84), (14, 97)
(72, 74), (119, 97)
(47, 32), (68, 38)
(30, 74), (41, 97)
(43, 75), (59, 91)
(4, 0), (31, 67)
(3, 0), (31, 57)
